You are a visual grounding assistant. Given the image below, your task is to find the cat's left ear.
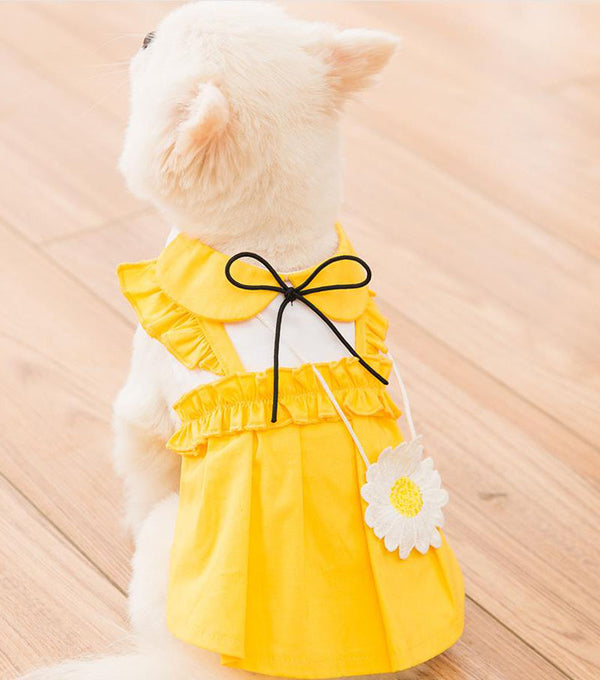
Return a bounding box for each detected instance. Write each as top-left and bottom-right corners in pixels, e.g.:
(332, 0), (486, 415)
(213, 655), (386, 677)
(307, 28), (399, 106)
(175, 83), (229, 154)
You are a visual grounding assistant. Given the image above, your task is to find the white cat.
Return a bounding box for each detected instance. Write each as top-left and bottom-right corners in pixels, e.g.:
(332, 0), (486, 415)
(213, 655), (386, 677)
(20, 2), (413, 678)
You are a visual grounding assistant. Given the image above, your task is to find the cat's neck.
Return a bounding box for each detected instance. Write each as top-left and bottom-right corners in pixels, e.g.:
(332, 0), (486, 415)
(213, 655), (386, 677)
(170, 223), (340, 273)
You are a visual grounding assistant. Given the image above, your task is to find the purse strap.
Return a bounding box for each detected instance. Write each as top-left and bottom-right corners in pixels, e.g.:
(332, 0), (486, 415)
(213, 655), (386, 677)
(256, 313), (417, 470)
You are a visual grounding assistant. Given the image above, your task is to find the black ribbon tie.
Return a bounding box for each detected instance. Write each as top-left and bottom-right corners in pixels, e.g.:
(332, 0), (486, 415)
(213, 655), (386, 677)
(225, 252), (389, 423)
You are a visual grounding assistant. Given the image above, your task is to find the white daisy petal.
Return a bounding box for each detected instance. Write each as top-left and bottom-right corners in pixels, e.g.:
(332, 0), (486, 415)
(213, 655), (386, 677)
(364, 503), (377, 528)
(402, 454), (420, 477)
(415, 531), (430, 554)
(395, 518), (407, 552)
(361, 482), (384, 504)
(427, 508), (442, 527)
(365, 503), (392, 530)
(396, 440), (422, 475)
(363, 473), (395, 500)
(410, 465), (432, 487)
(419, 471), (442, 491)
(430, 528), (442, 549)
(399, 529), (414, 559)
(384, 517), (403, 552)
(395, 457), (411, 478)
(378, 448), (402, 478)
(406, 517), (417, 551)
(365, 462), (383, 485)
(419, 457), (434, 476)
(376, 507), (398, 539)
(413, 515), (429, 554)
(422, 488), (449, 506)
(428, 470), (442, 489)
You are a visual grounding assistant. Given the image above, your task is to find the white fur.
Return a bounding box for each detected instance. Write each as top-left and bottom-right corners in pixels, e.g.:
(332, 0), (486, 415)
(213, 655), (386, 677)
(17, 2), (404, 678)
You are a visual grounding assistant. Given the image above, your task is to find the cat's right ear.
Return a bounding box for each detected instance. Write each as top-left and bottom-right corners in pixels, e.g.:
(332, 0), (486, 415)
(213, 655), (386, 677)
(175, 83), (229, 155)
(304, 27), (399, 108)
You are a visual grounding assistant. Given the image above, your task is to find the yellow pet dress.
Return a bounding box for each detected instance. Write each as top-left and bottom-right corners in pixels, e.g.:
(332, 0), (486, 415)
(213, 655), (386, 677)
(118, 224), (464, 679)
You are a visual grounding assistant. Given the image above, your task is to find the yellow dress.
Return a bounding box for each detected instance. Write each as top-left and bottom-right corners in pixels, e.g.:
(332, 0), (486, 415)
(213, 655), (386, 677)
(118, 225), (464, 679)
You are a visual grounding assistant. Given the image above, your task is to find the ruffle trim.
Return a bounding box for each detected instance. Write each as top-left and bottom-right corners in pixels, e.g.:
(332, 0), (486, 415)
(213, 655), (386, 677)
(117, 260), (225, 375)
(362, 295), (389, 357)
(168, 357), (400, 454)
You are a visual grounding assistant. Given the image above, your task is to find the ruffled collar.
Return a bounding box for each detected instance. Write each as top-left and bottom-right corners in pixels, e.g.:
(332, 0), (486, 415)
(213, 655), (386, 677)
(155, 223), (370, 323)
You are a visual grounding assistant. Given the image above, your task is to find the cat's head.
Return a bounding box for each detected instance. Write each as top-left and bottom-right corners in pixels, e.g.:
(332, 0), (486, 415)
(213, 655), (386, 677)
(119, 1), (398, 244)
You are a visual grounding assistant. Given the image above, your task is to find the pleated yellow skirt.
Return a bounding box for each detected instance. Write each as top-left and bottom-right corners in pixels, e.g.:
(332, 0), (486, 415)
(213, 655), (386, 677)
(166, 359), (464, 678)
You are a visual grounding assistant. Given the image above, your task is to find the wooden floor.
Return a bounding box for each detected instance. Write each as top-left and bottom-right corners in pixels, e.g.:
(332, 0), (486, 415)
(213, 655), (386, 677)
(0, 2), (598, 679)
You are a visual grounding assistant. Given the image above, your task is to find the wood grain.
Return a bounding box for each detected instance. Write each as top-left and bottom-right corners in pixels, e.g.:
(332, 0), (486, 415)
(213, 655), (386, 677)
(1, 3), (599, 680)
(342, 119), (600, 446)
(0, 30), (140, 241)
(330, 2), (600, 259)
(0, 222), (133, 590)
(0, 477), (127, 677)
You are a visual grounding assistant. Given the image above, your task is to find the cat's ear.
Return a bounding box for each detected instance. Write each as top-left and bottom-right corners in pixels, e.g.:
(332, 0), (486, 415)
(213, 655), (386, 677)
(308, 28), (399, 105)
(175, 83), (229, 154)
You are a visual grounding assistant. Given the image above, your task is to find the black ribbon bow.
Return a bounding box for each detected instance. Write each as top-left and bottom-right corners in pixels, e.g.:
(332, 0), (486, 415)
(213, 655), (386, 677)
(225, 252), (389, 423)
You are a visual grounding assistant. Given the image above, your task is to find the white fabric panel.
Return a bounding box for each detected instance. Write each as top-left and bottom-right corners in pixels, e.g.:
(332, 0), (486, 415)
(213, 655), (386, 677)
(225, 292), (355, 372)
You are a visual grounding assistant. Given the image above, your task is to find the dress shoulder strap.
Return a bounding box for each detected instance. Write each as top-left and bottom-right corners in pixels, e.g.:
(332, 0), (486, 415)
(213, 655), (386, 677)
(118, 260), (244, 376)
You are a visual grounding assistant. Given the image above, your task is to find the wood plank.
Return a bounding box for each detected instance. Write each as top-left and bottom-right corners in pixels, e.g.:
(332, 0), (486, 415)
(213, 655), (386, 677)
(384, 330), (600, 679)
(0, 35), (141, 242)
(0, 477), (126, 676)
(45, 209), (166, 321)
(37, 1), (173, 64)
(422, 600), (567, 680)
(341, 119), (600, 447)
(0, 2), (172, 122)
(558, 79), (600, 121)
(0, 222), (132, 590)
(358, 3), (600, 91)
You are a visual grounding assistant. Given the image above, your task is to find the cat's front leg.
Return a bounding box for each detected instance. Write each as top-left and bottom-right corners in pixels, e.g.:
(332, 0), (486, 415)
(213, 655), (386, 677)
(112, 326), (180, 537)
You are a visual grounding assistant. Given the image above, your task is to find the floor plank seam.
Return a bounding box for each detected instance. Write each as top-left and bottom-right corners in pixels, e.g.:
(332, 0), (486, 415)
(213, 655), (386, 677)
(0, 21), (127, 128)
(0, 468), (128, 599)
(39, 205), (152, 247)
(376, 297), (600, 464)
(0, 214), (136, 332)
(1, 328), (119, 412)
(465, 594), (574, 680)
(352, 118), (600, 268)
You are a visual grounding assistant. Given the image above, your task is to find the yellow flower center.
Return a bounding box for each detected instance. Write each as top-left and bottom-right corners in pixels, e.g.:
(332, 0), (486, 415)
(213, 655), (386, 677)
(389, 477), (424, 517)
